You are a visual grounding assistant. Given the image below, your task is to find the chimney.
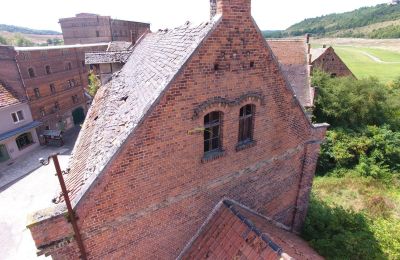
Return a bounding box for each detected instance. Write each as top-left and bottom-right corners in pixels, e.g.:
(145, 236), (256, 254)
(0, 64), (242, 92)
(210, 0), (217, 19)
(211, 0), (252, 18)
(305, 33), (310, 44)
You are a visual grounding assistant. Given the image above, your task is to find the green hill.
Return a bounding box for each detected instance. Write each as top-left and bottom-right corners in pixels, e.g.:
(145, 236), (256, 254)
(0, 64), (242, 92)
(0, 24), (61, 35)
(264, 3), (400, 39)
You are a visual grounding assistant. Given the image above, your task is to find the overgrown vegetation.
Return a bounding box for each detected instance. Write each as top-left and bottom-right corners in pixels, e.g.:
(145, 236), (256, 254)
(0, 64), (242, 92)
(266, 4), (400, 39)
(302, 71), (400, 259)
(88, 72), (101, 97)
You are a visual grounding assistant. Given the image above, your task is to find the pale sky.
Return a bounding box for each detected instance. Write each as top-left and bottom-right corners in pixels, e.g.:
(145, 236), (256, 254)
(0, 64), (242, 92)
(1, 0), (387, 32)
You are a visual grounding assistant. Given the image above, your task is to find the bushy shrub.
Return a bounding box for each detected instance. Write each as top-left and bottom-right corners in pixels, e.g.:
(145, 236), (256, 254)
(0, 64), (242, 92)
(313, 71), (400, 129)
(302, 197), (384, 259)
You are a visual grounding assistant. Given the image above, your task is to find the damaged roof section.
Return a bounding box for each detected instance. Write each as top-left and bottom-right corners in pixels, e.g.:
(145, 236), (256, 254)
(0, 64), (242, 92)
(179, 199), (323, 260)
(66, 18), (221, 203)
(267, 39), (314, 108)
(85, 41), (134, 65)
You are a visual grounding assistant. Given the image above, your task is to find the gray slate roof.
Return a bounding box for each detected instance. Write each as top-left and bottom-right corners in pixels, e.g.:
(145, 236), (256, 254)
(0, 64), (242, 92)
(66, 17), (221, 202)
(85, 42), (134, 64)
(107, 41), (133, 52)
(85, 51), (132, 64)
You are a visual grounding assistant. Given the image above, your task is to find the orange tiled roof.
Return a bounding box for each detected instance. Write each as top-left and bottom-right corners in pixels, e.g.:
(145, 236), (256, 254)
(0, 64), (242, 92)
(0, 83), (22, 109)
(179, 200), (323, 260)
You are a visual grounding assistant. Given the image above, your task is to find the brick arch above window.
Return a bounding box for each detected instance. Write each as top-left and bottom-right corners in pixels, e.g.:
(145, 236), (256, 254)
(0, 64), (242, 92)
(192, 92), (265, 120)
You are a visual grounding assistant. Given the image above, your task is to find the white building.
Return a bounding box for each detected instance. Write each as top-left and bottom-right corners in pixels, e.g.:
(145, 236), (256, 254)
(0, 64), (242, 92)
(0, 83), (41, 164)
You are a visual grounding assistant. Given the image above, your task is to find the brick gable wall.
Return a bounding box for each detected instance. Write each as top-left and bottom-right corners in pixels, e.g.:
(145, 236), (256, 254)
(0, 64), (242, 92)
(28, 2), (327, 259)
(312, 47), (354, 78)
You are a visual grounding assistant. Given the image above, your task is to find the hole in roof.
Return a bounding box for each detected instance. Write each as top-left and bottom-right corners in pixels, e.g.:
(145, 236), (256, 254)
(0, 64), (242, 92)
(120, 96), (128, 102)
(94, 116), (99, 121)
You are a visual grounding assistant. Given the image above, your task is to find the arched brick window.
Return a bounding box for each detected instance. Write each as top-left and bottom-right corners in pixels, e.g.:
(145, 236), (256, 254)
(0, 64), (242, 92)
(204, 111), (222, 153)
(238, 104), (255, 143)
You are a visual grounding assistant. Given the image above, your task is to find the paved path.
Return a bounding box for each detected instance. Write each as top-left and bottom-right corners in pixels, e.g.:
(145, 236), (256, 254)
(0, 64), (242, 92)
(0, 155), (70, 260)
(0, 127), (79, 190)
(0, 126), (79, 259)
(361, 51), (400, 64)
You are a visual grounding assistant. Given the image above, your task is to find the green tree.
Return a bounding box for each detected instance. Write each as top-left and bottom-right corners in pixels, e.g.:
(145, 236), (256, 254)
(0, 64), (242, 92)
(88, 72), (101, 97)
(0, 35), (8, 45)
(12, 34), (34, 47)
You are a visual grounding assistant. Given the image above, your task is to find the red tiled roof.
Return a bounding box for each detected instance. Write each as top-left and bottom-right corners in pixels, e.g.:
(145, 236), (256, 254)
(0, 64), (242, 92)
(179, 200), (323, 260)
(267, 39), (314, 108)
(0, 83), (23, 109)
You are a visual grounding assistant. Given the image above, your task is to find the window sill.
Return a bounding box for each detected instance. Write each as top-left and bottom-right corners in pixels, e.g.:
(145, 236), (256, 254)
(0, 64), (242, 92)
(236, 140), (257, 152)
(202, 150), (225, 163)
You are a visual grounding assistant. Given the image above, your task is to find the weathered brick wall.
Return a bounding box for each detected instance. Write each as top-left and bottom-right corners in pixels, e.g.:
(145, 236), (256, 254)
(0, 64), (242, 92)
(60, 15), (150, 45)
(312, 47), (354, 77)
(60, 15), (113, 45)
(14, 45), (106, 132)
(0, 46), (26, 99)
(32, 1), (326, 258)
(111, 20), (150, 43)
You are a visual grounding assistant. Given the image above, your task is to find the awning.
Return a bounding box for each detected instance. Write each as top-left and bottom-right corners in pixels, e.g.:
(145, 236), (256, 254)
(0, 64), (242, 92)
(0, 121), (42, 141)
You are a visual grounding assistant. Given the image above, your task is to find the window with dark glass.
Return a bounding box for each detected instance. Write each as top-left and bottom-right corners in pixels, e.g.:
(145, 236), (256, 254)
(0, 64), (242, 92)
(16, 132), (33, 150)
(28, 68), (35, 78)
(45, 65), (51, 75)
(204, 111), (222, 153)
(54, 101), (60, 111)
(96, 31), (100, 37)
(238, 104), (255, 143)
(11, 110), (24, 123)
(34, 88), (40, 98)
(50, 84), (56, 94)
(40, 107), (46, 117)
(72, 95), (79, 104)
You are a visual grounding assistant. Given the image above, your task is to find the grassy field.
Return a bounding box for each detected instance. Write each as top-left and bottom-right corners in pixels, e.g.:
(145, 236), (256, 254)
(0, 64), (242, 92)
(312, 38), (400, 83)
(334, 46), (400, 83)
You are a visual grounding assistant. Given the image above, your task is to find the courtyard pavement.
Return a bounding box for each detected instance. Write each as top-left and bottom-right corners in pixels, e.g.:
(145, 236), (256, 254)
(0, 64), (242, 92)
(0, 126), (80, 191)
(0, 127), (80, 260)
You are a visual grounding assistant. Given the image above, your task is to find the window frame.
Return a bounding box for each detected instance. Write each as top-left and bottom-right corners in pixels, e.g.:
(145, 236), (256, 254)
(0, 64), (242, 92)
(34, 88), (41, 99)
(16, 132), (34, 150)
(28, 68), (35, 78)
(45, 65), (51, 75)
(238, 104), (255, 144)
(203, 111), (223, 154)
(11, 110), (25, 123)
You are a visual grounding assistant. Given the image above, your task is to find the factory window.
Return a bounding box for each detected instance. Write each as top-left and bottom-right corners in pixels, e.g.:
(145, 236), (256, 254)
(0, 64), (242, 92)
(54, 101), (60, 111)
(34, 88), (41, 98)
(96, 31), (100, 37)
(45, 65), (51, 75)
(50, 84), (56, 94)
(28, 68), (35, 78)
(40, 107), (46, 117)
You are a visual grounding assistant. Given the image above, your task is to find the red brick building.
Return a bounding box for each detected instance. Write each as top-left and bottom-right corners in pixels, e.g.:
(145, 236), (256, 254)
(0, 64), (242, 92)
(28, 0), (328, 259)
(0, 43), (108, 134)
(311, 46), (355, 78)
(59, 13), (150, 45)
